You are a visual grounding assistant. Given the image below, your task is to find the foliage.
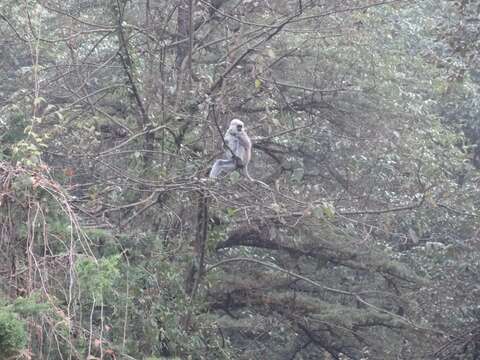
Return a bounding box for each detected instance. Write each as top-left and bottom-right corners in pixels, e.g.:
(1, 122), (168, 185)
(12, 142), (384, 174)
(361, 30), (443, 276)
(76, 255), (121, 300)
(0, 304), (27, 357)
(1, 0), (480, 359)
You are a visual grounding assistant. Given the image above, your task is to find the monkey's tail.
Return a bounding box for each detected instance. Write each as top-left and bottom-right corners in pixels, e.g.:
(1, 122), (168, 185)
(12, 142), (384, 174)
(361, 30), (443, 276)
(243, 168), (270, 188)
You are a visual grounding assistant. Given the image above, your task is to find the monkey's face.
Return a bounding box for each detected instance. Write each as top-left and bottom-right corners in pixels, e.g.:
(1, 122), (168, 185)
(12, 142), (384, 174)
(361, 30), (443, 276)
(229, 119), (244, 135)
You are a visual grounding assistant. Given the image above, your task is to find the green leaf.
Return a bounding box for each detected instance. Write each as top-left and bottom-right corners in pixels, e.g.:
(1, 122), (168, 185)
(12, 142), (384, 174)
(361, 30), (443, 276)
(322, 202), (335, 219)
(33, 96), (46, 106)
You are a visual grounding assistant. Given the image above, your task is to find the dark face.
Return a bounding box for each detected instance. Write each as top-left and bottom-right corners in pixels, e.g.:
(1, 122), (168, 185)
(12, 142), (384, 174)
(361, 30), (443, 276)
(236, 124), (243, 132)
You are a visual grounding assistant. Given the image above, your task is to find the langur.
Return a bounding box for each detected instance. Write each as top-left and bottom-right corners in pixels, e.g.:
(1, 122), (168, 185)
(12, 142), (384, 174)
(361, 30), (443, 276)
(209, 119), (253, 180)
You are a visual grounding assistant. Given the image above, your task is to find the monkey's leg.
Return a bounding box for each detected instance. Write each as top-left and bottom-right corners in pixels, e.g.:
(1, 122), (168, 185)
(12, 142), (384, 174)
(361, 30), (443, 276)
(209, 159), (236, 178)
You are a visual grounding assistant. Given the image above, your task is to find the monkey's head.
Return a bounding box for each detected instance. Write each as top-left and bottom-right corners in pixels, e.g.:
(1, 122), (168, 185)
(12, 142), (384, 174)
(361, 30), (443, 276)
(229, 119), (244, 134)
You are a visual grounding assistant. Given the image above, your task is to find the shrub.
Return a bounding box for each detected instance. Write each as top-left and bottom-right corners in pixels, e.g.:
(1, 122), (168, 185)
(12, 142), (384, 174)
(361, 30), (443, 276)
(0, 307), (27, 357)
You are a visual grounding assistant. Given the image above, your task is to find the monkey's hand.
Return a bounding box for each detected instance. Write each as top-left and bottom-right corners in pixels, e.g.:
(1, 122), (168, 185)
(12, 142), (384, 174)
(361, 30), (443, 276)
(232, 155), (244, 168)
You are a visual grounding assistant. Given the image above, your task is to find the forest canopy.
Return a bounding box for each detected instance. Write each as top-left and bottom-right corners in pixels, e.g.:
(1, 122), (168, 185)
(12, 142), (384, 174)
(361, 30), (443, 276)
(1, 0), (480, 359)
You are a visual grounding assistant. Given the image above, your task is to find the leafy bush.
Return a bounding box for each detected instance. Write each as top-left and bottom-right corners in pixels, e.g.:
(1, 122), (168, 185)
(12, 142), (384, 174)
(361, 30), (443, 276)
(0, 307), (26, 357)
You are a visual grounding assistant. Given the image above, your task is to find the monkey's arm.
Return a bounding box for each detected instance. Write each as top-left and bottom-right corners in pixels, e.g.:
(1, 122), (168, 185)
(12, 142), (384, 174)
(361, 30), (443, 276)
(237, 132), (252, 164)
(224, 132), (241, 159)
